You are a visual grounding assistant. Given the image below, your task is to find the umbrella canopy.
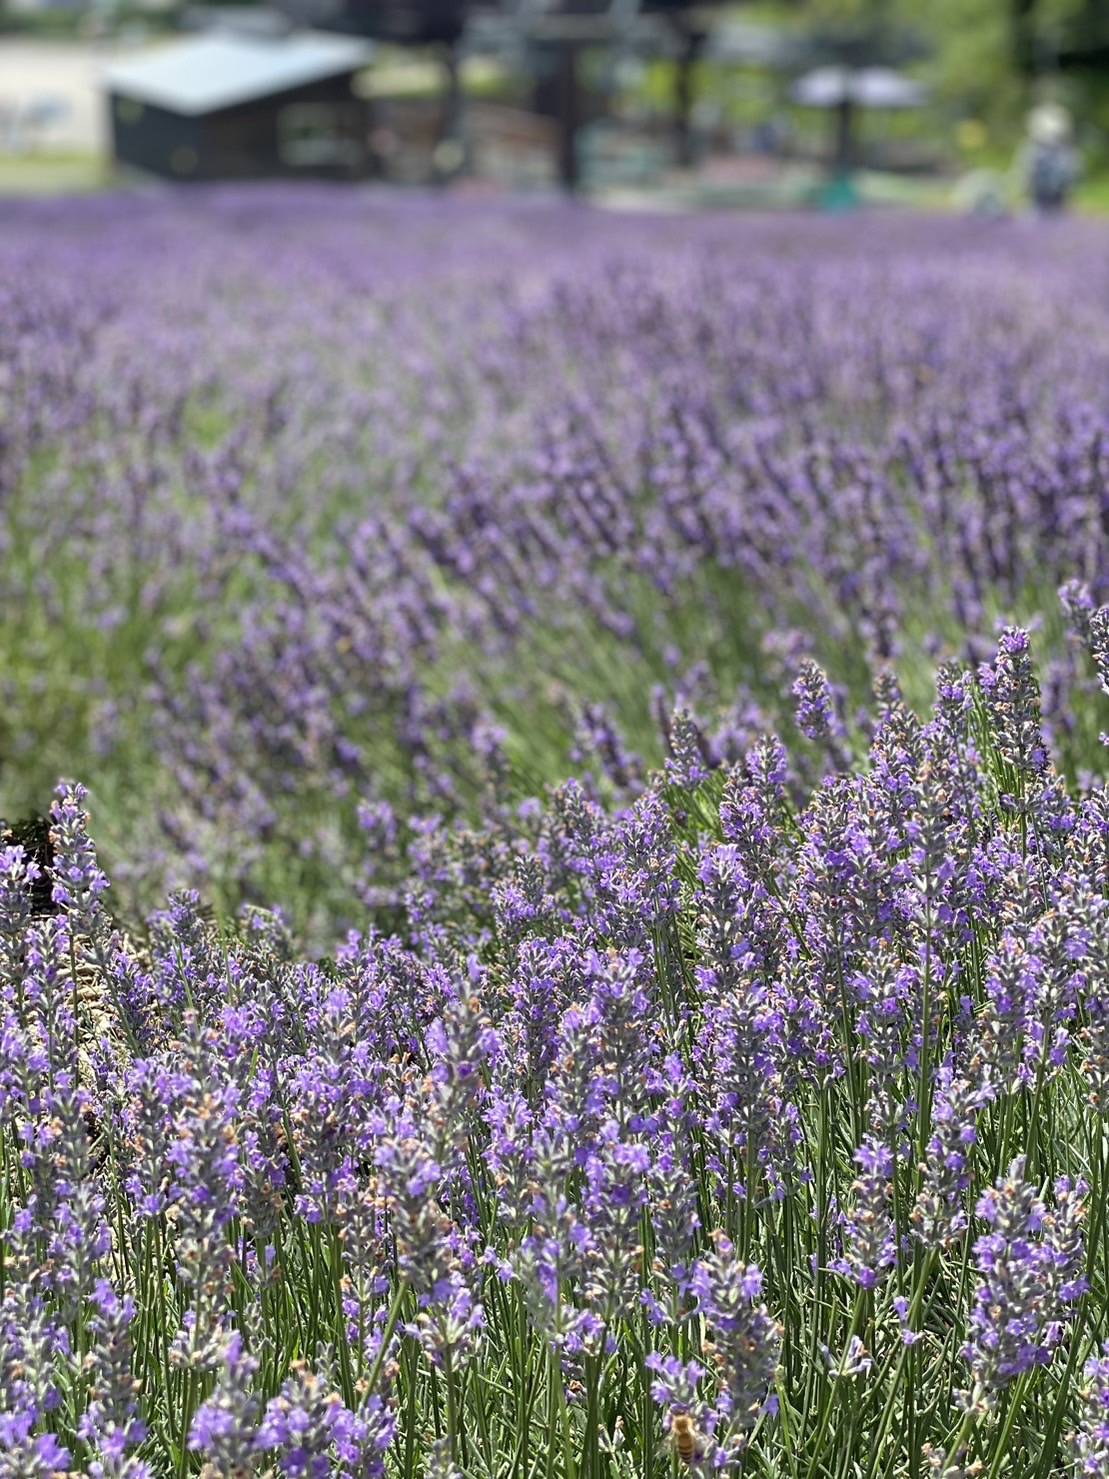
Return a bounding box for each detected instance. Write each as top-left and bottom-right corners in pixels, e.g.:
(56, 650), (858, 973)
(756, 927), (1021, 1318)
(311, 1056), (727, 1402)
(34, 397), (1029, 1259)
(791, 65), (926, 110)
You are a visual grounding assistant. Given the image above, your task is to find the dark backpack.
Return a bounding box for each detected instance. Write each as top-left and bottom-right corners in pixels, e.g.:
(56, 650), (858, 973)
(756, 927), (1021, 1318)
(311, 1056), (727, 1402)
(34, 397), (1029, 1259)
(1031, 143), (1072, 206)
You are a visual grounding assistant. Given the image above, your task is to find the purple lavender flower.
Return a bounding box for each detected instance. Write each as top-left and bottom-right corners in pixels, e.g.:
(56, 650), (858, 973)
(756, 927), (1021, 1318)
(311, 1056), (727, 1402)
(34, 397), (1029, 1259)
(912, 1069), (986, 1248)
(254, 1365), (383, 1477)
(978, 628), (1048, 782)
(7, 203), (1109, 1476)
(48, 782), (110, 930)
(1069, 1345), (1109, 1476)
(664, 708), (713, 790)
(792, 660), (841, 744)
(962, 1158), (1086, 1410)
(687, 1233), (781, 1454)
(832, 1141), (897, 1290)
(188, 1331), (261, 1473)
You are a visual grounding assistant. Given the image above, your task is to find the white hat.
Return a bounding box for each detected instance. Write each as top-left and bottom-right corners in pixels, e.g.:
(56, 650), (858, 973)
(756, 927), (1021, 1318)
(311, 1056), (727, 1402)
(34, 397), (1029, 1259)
(1028, 102), (1071, 146)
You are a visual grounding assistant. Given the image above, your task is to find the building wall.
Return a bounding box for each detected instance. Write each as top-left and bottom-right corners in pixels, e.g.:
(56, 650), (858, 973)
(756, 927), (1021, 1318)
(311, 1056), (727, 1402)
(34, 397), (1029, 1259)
(202, 76), (369, 179)
(110, 96), (204, 178)
(110, 76), (368, 180)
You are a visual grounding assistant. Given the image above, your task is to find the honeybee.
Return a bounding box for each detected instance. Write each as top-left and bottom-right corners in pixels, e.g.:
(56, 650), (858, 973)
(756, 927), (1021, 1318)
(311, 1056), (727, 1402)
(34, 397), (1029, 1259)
(669, 1410), (702, 1467)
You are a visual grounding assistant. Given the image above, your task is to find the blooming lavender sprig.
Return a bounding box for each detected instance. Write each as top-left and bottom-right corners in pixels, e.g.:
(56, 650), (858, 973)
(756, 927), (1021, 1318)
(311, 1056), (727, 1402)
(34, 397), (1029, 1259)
(832, 1140), (897, 1291)
(79, 1281), (149, 1478)
(1060, 579), (1096, 645)
(792, 660), (842, 744)
(49, 781), (110, 932)
(719, 735), (788, 887)
(0, 1294), (71, 1476)
(647, 1121), (702, 1290)
(664, 708), (713, 790)
(1068, 1345), (1109, 1476)
(1063, 591), (1109, 746)
(912, 1068), (985, 1248)
(572, 704), (642, 794)
(961, 1158), (1087, 1411)
(978, 628), (1049, 785)
(254, 1362), (383, 1477)
(188, 1330), (261, 1475)
(1067, 596), (1109, 699)
(687, 1234), (781, 1459)
(645, 1242), (779, 1469)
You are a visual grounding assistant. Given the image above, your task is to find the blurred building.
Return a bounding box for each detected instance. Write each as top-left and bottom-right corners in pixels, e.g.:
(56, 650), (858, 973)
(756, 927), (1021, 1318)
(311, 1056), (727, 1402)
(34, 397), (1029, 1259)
(104, 29), (374, 179)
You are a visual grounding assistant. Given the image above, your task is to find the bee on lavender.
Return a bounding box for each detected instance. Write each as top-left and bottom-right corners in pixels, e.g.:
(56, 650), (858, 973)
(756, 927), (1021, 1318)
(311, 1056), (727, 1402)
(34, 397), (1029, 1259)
(669, 1411), (704, 1468)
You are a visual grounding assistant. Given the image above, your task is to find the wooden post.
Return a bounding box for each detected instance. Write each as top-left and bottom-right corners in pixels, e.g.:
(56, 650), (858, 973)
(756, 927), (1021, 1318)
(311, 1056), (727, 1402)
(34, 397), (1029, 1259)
(674, 24), (702, 169)
(556, 40), (581, 191)
(834, 94), (855, 173)
(437, 37), (466, 179)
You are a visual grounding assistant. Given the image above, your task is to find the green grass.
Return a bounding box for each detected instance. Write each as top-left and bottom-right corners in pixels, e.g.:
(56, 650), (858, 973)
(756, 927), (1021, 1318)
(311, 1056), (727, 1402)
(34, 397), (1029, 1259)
(0, 152), (108, 195)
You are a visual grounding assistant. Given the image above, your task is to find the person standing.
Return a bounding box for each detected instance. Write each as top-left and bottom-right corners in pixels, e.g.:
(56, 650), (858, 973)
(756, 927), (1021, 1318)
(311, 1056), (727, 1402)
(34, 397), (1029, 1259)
(1022, 101), (1079, 214)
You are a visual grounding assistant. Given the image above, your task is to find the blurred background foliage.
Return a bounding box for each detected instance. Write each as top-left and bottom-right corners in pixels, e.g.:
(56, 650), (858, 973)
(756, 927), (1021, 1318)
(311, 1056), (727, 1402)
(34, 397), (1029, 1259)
(3, 0), (1109, 187)
(670, 0), (1109, 178)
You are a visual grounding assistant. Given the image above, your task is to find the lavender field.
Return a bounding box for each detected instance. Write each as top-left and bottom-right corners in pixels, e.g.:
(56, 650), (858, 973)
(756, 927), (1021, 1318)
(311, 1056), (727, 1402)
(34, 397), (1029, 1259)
(6, 191), (1109, 1476)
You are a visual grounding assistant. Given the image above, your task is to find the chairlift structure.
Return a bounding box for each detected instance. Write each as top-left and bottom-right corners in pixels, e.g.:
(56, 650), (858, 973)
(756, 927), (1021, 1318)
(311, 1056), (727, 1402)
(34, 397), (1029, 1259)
(277, 0), (727, 188)
(265, 0), (931, 193)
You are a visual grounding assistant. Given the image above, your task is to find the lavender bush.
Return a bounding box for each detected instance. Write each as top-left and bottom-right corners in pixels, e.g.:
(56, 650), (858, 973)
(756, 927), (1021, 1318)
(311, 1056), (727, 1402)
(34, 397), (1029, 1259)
(4, 194), (1109, 934)
(2, 620), (1109, 1474)
(6, 191), (1109, 1474)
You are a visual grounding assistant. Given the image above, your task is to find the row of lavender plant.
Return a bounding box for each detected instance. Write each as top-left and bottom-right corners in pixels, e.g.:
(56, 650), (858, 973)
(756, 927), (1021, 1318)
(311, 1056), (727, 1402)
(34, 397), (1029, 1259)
(6, 608), (1109, 1476)
(5, 195), (1109, 933)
